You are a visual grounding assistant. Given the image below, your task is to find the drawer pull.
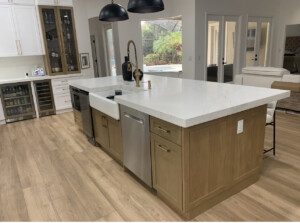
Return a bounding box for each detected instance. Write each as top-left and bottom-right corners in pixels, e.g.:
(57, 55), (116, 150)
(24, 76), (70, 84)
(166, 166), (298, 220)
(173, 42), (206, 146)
(157, 126), (170, 134)
(157, 145), (170, 153)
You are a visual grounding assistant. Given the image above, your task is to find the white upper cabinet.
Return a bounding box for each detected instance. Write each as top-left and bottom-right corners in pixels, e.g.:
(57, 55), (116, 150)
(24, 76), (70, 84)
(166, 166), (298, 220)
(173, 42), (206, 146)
(13, 5), (43, 56)
(0, 0), (35, 4)
(0, 5), (19, 57)
(36, 0), (73, 6)
(13, 0), (35, 5)
(0, 0), (10, 4)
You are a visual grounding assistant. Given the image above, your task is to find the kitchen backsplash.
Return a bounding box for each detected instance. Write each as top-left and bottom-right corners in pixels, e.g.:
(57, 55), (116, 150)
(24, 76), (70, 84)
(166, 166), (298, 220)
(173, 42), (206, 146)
(0, 56), (44, 79)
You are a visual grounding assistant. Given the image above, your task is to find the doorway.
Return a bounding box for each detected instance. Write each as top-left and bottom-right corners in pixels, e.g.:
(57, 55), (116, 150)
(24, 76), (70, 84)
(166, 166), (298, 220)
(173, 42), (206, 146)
(88, 17), (120, 77)
(206, 15), (239, 83)
(245, 17), (272, 67)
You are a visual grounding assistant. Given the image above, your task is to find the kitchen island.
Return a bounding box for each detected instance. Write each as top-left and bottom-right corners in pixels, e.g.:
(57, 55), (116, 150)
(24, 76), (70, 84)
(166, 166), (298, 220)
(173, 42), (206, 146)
(69, 75), (289, 219)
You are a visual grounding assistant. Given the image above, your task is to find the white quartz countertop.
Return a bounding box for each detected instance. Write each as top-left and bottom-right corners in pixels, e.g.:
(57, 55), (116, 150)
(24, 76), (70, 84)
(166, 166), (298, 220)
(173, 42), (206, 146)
(0, 73), (83, 85)
(69, 75), (127, 92)
(70, 75), (290, 128)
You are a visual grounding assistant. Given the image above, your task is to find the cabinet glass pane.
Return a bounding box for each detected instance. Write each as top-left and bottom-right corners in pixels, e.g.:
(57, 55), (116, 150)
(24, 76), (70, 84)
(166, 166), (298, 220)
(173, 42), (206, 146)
(224, 21), (236, 83)
(41, 8), (63, 73)
(246, 22), (257, 66)
(207, 21), (219, 82)
(59, 9), (79, 72)
(259, 22), (270, 66)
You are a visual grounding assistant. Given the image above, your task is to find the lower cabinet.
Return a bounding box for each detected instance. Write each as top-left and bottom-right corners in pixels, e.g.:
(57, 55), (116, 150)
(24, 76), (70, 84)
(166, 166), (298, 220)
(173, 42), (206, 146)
(151, 134), (182, 211)
(92, 108), (123, 162)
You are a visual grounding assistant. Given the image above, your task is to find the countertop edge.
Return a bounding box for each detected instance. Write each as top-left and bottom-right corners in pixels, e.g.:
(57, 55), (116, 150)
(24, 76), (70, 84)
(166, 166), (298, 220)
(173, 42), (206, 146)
(115, 90), (290, 128)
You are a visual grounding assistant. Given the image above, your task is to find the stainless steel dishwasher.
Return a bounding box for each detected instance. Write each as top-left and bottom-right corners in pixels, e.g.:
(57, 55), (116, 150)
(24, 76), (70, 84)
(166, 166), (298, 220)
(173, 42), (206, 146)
(120, 105), (152, 187)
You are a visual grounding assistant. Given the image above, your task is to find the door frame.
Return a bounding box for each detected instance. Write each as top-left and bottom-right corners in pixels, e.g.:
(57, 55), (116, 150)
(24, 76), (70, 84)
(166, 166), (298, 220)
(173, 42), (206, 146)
(205, 14), (240, 82)
(245, 16), (273, 67)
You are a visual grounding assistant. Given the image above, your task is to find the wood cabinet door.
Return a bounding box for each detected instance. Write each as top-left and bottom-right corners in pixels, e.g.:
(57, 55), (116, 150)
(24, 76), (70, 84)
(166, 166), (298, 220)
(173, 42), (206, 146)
(92, 109), (109, 150)
(13, 5), (43, 56)
(107, 117), (123, 162)
(151, 134), (183, 211)
(0, 5), (18, 57)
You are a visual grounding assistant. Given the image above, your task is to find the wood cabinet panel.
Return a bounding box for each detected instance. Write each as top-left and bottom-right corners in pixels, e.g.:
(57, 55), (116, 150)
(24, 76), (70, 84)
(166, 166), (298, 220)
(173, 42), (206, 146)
(92, 109), (123, 163)
(92, 109), (109, 150)
(151, 134), (182, 211)
(187, 117), (232, 207)
(231, 106), (266, 181)
(150, 117), (182, 145)
(150, 105), (267, 219)
(107, 117), (123, 162)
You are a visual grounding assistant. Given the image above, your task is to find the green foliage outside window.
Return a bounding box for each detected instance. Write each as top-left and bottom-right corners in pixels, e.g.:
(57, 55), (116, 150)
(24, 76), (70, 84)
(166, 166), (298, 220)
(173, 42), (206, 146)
(142, 21), (182, 66)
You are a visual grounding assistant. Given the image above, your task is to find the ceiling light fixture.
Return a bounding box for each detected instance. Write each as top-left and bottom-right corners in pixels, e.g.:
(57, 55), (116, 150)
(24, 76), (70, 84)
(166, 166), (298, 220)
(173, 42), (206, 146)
(127, 0), (165, 13)
(99, 0), (129, 22)
(99, 0), (165, 22)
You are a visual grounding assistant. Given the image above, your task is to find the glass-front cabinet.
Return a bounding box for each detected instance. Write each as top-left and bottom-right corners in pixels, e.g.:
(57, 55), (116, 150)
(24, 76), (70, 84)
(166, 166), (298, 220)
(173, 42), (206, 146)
(39, 6), (80, 75)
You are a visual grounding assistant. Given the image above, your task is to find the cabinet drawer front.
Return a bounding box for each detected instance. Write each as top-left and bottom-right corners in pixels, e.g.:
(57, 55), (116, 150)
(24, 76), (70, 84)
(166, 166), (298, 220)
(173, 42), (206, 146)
(54, 94), (71, 110)
(52, 78), (69, 87)
(151, 134), (183, 211)
(150, 117), (182, 145)
(52, 85), (70, 95)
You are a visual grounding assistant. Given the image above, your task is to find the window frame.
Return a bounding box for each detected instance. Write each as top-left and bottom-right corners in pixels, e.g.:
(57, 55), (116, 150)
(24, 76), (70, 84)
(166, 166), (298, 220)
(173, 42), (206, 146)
(140, 16), (183, 75)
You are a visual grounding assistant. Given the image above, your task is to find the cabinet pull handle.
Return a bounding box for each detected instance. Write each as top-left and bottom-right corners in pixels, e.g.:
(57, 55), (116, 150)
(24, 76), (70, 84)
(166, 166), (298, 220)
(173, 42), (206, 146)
(156, 126), (170, 134)
(157, 145), (170, 153)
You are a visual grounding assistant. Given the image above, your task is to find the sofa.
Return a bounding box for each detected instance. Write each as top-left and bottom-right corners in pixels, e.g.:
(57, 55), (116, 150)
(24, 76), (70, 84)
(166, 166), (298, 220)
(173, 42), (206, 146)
(234, 66), (300, 88)
(234, 66), (300, 113)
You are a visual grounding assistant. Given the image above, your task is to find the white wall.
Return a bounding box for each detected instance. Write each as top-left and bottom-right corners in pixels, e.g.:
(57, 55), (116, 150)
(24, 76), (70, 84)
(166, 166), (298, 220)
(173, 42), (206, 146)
(0, 0), (94, 80)
(86, 0), (196, 79)
(0, 56), (44, 79)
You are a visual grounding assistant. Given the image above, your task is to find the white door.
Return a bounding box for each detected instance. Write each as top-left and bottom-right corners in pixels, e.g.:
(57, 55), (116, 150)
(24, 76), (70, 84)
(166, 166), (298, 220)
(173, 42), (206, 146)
(103, 23), (117, 76)
(246, 17), (272, 67)
(0, 5), (19, 57)
(206, 15), (239, 82)
(13, 5), (43, 56)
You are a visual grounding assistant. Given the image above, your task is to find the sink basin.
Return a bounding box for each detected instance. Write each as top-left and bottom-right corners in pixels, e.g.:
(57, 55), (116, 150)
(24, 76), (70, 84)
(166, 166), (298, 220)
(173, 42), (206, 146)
(89, 86), (145, 120)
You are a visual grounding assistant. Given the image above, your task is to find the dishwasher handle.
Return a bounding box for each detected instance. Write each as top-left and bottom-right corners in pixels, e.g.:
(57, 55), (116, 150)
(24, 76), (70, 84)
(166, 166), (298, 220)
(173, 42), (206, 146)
(124, 113), (144, 125)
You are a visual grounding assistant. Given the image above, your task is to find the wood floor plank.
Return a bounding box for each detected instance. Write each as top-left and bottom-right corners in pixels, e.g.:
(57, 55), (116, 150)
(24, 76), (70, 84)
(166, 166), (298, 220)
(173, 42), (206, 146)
(0, 111), (298, 221)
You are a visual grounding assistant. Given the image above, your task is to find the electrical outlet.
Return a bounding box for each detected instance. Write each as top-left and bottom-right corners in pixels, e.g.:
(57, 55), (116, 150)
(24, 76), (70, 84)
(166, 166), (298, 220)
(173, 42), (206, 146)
(237, 119), (244, 134)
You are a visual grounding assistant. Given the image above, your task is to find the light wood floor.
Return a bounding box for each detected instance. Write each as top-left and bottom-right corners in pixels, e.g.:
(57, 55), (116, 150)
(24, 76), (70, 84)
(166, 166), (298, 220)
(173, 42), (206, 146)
(0, 111), (299, 221)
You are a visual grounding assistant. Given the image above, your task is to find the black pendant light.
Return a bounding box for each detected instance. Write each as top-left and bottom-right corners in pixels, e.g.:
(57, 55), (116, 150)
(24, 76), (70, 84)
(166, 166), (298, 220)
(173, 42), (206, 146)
(127, 0), (165, 13)
(99, 0), (129, 22)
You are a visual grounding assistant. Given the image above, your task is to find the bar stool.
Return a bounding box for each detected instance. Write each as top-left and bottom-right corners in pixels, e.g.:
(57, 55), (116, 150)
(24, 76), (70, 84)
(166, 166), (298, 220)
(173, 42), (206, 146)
(264, 101), (277, 155)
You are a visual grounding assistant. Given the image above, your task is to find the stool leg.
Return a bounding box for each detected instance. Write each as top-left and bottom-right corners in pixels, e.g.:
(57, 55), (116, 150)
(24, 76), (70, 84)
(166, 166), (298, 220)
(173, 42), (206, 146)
(273, 112), (276, 156)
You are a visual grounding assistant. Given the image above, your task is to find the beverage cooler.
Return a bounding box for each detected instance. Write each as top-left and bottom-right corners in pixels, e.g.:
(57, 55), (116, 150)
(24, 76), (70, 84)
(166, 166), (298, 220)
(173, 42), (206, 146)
(0, 82), (36, 123)
(33, 80), (55, 117)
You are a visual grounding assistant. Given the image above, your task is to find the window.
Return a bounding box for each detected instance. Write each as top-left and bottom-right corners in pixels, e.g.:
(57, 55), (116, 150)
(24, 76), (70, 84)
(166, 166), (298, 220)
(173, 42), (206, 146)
(141, 16), (182, 73)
